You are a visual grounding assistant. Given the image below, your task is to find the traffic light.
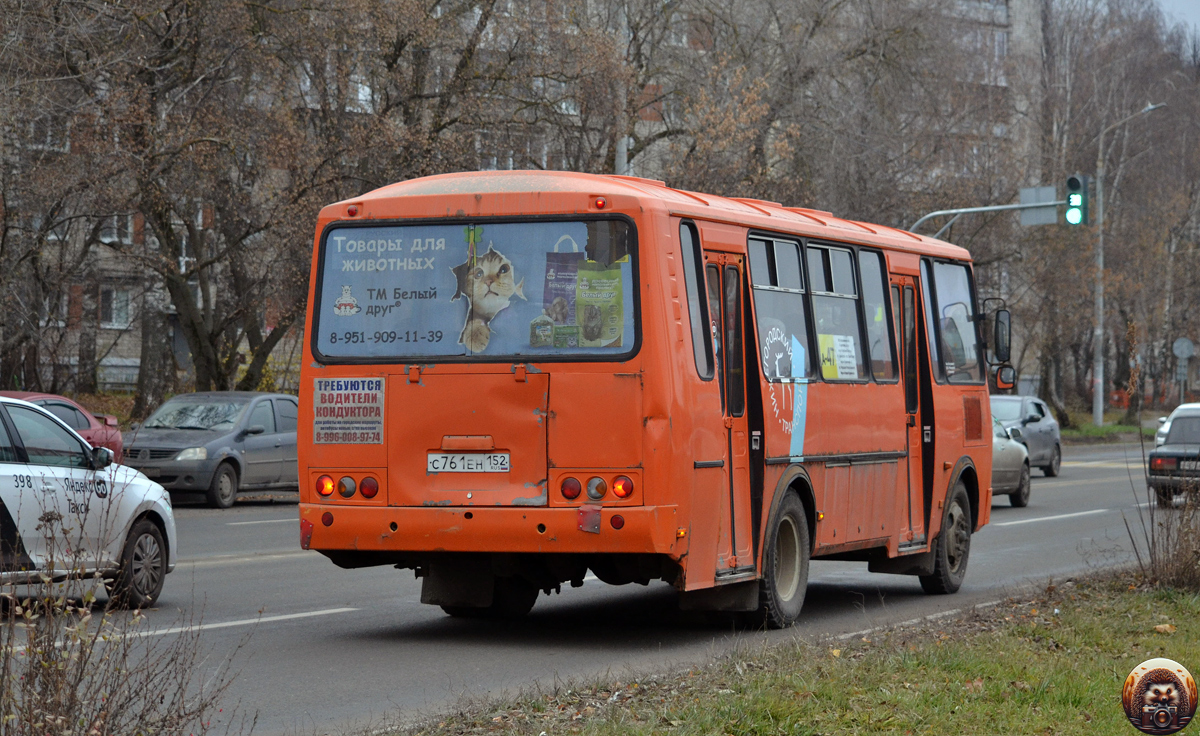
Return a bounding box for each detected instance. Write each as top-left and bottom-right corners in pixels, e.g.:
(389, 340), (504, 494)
(1065, 175), (1089, 226)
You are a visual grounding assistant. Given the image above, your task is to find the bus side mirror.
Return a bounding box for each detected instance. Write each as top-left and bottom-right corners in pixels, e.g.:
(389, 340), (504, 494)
(993, 309), (1011, 364)
(995, 365), (1016, 391)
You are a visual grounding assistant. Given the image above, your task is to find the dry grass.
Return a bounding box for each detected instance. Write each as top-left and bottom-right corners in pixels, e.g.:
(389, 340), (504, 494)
(366, 576), (1198, 736)
(1, 515), (250, 734)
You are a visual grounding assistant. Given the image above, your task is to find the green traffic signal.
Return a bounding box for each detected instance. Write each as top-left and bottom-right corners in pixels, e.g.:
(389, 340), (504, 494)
(1065, 175), (1089, 226)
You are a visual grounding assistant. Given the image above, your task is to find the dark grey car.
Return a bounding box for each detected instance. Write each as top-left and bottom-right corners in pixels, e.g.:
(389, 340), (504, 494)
(990, 395), (1062, 477)
(122, 391), (299, 508)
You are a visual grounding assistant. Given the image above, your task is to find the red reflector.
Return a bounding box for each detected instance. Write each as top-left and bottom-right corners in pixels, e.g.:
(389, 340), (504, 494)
(612, 475), (634, 499)
(316, 475), (334, 496)
(321, 512), (334, 527)
(360, 476), (379, 499)
(561, 477), (582, 500)
(610, 514), (625, 530)
(300, 518), (314, 549)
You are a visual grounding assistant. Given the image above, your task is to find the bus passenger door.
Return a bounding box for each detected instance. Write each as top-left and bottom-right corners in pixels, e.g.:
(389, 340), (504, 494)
(892, 276), (927, 546)
(704, 254), (755, 577)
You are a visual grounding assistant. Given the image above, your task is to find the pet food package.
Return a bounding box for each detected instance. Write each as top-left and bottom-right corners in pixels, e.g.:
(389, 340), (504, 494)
(542, 252), (584, 326)
(552, 325), (579, 348)
(529, 313), (554, 347)
(576, 261), (623, 348)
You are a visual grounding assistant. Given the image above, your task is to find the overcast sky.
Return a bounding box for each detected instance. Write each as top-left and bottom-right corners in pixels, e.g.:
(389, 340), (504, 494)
(1158, 0), (1200, 32)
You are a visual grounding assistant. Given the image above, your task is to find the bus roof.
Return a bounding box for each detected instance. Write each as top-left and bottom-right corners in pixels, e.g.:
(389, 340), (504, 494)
(322, 170), (971, 262)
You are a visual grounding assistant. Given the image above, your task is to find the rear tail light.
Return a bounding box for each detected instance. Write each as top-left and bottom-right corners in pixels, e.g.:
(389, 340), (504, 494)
(316, 475), (335, 496)
(561, 477), (582, 500)
(337, 476), (356, 498)
(612, 475), (634, 499)
(1151, 457), (1178, 470)
(360, 476), (379, 499)
(586, 477), (607, 500)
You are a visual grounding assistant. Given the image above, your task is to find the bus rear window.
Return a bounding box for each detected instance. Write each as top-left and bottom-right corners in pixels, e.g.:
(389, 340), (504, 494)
(314, 219), (635, 361)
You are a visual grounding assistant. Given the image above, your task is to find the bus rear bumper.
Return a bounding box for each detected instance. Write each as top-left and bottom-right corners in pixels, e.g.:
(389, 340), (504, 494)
(299, 503), (683, 556)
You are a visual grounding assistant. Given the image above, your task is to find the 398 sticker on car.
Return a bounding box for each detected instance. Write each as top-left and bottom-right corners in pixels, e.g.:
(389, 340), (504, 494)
(427, 453), (510, 473)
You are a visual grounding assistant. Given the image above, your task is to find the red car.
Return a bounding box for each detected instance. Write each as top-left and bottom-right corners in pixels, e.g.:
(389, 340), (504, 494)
(0, 391), (123, 457)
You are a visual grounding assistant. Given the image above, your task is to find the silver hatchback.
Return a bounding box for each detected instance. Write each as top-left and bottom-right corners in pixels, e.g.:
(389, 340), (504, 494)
(990, 395), (1062, 477)
(992, 417), (1032, 507)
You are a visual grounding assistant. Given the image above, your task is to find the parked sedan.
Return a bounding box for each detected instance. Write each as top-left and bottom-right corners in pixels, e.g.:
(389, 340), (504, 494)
(1147, 407), (1200, 506)
(122, 392), (299, 508)
(992, 417), (1032, 507)
(0, 391), (123, 457)
(990, 395), (1061, 477)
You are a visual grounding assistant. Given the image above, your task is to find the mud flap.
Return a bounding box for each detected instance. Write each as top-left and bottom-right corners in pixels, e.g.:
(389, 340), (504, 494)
(868, 549), (936, 577)
(420, 555), (495, 607)
(678, 580), (760, 612)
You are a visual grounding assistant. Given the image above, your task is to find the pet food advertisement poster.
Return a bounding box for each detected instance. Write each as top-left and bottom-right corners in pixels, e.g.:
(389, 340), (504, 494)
(315, 221), (635, 359)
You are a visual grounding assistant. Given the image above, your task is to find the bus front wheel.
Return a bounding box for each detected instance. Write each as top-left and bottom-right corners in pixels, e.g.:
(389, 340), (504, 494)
(756, 492), (810, 629)
(920, 482), (971, 595)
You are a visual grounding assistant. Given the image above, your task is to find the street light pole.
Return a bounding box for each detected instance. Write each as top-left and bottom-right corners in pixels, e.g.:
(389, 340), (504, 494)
(1091, 102), (1165, 427)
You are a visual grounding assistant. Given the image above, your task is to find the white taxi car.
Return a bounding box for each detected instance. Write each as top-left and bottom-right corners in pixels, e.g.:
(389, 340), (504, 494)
(0, 396), (176, 608)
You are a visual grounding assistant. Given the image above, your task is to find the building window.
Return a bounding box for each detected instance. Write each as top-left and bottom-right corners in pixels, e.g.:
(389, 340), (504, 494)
(100, 287), (131, 329)
(39, 291), (69, 327)
(99, 215), (134, 244)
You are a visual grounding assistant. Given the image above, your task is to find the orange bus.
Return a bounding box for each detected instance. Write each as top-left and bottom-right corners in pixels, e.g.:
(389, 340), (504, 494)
(298, 171), (1013, 627)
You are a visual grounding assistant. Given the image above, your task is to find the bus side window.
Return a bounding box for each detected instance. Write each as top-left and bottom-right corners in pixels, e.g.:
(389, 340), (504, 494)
(808, 245), (866, 381)
(680, 222), (714, 380)
(858, 250), (896, 381)
(723, 265), (745, 417)
(706, 264), (726, 411)
(903, 286), (918, 413)
(891, 284), (902, 356)
(747, 238), (811, 380)
(919, 259), (944, 380)
(931, 261), (983, 383)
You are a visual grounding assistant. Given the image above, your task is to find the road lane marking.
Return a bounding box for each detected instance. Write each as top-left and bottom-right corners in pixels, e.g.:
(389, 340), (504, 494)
(993, 509), (1109, 527)
(11, 607), (359, 653)
(837, 599), (1003, 640)
(179, 550), (312, 567)
(1063, 461), (1144, 468)
(134, 607), (358, 638)
(227, 518), (296, 526)
(1036, 477), (1145, 489)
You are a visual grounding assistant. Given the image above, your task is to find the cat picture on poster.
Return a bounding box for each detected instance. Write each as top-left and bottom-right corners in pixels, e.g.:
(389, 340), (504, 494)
(450, 227), (525, 351)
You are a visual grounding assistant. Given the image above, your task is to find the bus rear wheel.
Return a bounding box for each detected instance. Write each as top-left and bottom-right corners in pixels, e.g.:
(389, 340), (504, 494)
(755, 492), (810, 629)
(920, 482), (971, 595)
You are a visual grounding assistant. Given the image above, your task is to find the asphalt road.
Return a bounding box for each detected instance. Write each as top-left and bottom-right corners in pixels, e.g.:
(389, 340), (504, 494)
(149, 442), (1155, 735)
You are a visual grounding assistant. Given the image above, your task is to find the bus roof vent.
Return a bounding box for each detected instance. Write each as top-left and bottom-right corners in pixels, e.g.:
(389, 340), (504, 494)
(607, 175), (667, 187)
(729, 197), (783, 214)
(783, 207), (834, 219)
